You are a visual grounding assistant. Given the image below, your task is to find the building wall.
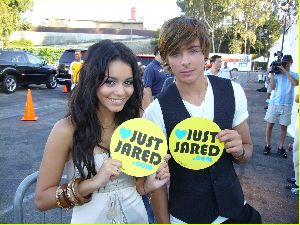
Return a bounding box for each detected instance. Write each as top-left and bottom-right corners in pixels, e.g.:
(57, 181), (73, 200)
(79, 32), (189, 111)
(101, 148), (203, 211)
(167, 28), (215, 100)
(268, 17), (298, 72)
(43, 18), (143, 30)
(9, 31), (149, 47)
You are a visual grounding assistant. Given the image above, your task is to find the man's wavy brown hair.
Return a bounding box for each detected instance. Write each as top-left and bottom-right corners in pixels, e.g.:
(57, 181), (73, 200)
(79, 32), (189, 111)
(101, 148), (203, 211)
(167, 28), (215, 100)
(159, 16), (210, 63)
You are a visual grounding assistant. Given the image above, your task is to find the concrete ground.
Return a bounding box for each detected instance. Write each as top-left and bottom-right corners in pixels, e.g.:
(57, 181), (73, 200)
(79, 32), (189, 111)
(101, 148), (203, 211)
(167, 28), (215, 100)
(234, 75), (298, 224)
(0, 72), (298, 223)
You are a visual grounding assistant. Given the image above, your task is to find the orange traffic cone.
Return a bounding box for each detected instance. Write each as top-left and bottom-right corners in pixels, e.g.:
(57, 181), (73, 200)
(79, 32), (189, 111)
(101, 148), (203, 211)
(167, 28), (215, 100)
(63, 85), (68, 93)
(21, 89), (38, 121)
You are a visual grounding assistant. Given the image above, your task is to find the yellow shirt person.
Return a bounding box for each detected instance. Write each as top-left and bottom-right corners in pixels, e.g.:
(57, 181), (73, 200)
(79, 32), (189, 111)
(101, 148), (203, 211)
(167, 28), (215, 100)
(69, 50), (83, 89)
(70, 60), (84, 83)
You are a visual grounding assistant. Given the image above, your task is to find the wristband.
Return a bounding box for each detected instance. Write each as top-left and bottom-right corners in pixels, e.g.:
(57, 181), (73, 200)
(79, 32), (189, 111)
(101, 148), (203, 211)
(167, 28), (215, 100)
(234, 147), (245, 160)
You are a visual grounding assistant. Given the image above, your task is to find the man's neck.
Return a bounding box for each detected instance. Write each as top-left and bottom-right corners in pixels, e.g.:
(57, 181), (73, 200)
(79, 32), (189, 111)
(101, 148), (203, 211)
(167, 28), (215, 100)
(176, 75), (207, 105)
(210, 67), (219, 75)
(155, 57), (162, 64)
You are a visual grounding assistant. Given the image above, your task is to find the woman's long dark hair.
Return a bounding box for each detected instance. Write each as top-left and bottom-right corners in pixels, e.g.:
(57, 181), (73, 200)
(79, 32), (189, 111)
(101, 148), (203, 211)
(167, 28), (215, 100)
(66, 40), (143, 179)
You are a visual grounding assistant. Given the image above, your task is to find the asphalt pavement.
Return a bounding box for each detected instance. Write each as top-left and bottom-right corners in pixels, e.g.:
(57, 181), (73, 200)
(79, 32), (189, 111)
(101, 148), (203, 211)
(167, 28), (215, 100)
(0, 73), (298, 223)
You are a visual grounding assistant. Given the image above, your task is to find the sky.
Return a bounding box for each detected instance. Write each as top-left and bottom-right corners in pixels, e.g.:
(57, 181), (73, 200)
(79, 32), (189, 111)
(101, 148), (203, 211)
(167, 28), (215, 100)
(23, 0), (182, 30)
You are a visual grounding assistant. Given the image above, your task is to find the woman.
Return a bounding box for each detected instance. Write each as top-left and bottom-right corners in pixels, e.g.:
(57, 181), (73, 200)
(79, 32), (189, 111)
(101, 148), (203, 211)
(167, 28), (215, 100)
(35, 40), (170, 223)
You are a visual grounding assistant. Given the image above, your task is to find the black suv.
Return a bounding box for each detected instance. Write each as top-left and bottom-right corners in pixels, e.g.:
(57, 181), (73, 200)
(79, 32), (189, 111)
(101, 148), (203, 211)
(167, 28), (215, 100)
(0, 49), (57, 94)
(56, 49), (87, 92)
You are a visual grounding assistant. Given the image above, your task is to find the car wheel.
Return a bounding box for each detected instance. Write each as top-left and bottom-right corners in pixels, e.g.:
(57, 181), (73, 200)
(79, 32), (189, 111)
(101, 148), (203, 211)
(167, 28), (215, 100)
(46, 74), (57, 89)
(232, 68), (238, 71)
(3, 75), (17, 94)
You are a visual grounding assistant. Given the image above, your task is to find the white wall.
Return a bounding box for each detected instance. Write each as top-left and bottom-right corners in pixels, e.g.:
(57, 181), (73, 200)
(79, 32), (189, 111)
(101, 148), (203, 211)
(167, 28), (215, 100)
(268, 17), (298, 72)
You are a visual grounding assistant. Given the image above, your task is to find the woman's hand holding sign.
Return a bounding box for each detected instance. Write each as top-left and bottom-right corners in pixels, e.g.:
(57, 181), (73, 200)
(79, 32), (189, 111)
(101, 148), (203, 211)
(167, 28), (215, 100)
(144, 154), (171, 194)
(91, 158), (122, 191)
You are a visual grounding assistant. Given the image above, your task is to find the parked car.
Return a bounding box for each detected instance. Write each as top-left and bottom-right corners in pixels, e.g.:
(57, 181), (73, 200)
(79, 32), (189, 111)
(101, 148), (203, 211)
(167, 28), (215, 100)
(56, 50), (154, 92)
(0, 49), (57, 94)
(136, 54), (155, 71)
(56, 49), (87, 92)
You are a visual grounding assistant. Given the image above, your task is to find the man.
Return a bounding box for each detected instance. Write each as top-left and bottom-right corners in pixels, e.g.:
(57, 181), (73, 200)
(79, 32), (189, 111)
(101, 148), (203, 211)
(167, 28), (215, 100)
(205, 55), (231, 79)
(143, 16), (261, 223)
(142, 46), (172, 109)
(263, 55), (298, 158)
(223, 62), (230, 71)
(287, 93), (299, 194)
(69, 50), (84, 89)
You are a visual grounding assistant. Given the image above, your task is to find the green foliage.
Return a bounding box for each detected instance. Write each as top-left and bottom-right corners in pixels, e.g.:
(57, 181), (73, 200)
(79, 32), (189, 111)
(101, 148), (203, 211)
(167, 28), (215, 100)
(7, 40), (33, 48)
(231, 0), (271, 54)
(150, 29), (160, 48)
(0, 0), (33, 43)
(176, 0), (283, 55)
(229, 38), (243, 53)
(7, 46), (66, 65)
(177, 0), (231, 53)
(253, 15), (281, 57)
(19, 20), (32, 31)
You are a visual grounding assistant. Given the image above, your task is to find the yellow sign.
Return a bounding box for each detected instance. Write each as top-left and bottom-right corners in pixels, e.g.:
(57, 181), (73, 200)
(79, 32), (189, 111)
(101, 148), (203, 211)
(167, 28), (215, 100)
(110, 118), (168, 177)
(169, 117), (224, 170)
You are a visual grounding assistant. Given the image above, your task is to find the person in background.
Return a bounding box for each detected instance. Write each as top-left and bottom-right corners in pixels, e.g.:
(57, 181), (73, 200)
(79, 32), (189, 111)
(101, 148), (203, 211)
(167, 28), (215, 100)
(263, 55), (298, 158)
(35, 40), (170, 224)
(143, 16), (261, 224)
(69, 50), (84, 90)
(223, 62), (230, 71)
(204, 55), (231, 79)
(286, 93), (299, 194)
(204, 57), (211, 70)
(142, 46), (173, 110)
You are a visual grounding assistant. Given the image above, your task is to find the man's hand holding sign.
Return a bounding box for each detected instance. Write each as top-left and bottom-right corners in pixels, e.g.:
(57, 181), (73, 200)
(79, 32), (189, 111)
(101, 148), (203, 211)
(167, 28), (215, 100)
(217, 129), (246, 162)
(169, 117), (249, 170)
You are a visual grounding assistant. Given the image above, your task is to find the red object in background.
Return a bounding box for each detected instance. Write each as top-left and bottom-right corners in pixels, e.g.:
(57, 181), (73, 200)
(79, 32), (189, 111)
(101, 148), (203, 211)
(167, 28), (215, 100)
(205, 63), (212, 70)
(131, 7), (136, 20)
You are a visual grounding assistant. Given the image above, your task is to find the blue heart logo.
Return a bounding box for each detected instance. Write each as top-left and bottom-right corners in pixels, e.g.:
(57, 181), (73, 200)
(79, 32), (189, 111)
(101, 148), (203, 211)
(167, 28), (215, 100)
(175, 129), (187, 140)
(120, 127), (132, 139)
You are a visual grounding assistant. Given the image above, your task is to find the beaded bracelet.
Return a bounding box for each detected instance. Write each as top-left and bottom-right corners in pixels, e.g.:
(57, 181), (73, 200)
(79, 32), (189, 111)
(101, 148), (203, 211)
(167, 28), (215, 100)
(55, 178), (92, 209)
(55, 186), (64, 208)
(67, 180), (79, 205)
(234, 147), (245, 160)
(73, 178), (92, 205)
(55, 183), (73, 209)
(62, 183), (75, 208)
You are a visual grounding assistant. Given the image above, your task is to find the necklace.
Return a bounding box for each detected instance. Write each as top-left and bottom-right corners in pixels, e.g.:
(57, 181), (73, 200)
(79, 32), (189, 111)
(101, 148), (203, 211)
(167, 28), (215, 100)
(182, 76), (208, 117)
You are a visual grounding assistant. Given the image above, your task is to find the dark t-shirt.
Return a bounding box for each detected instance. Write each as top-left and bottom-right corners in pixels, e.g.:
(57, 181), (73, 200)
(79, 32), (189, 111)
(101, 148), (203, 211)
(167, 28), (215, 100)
(143, 59), (172, 97)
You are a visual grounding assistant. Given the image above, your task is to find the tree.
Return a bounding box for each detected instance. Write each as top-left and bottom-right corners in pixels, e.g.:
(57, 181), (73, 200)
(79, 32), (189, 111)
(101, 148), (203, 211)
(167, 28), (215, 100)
(0, 0), (33, 45)
(230, 0), (271, 54)
(176, 0), (231, 53)
(254, 15), (281, 57)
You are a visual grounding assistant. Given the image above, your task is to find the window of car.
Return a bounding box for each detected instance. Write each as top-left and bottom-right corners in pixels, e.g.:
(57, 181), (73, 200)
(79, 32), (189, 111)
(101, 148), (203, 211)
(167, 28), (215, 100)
(27, 53), (43, 65)
(0, 51), (13, 62)
(59, 50), (86, 63)
(11, 53), (28, 64)
(136, 55), (155, 67)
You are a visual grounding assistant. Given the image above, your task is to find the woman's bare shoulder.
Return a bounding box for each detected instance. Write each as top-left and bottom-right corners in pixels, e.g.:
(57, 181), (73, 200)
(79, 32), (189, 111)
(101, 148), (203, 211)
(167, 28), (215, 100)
(51, 117), (74, 138)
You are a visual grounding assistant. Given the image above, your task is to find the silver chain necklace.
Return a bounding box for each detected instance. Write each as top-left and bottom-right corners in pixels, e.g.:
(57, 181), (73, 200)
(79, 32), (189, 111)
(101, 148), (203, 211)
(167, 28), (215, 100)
(181, 77), (208, 117)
